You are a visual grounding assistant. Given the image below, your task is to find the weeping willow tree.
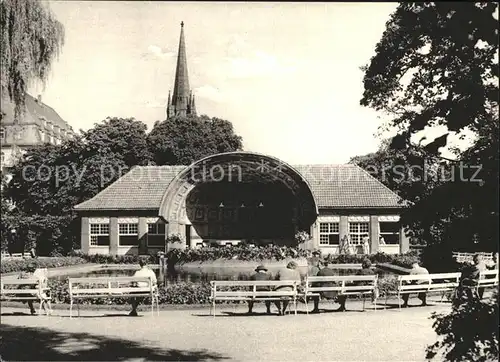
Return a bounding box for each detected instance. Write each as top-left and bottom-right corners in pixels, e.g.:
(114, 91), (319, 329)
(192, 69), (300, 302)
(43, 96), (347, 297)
(0, 0), (64, 119)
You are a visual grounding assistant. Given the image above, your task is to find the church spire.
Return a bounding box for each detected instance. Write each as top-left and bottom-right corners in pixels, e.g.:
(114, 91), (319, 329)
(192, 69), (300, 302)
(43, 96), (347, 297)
(167, 21), (195, 119)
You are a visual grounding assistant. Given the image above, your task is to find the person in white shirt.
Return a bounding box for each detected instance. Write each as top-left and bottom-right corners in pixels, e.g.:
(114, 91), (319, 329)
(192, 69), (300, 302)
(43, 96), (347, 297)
(129, 260), (157, 316)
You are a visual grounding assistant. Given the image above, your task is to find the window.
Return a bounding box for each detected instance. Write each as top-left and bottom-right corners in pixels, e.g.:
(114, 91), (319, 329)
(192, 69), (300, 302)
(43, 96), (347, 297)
(147, 223), (166, 246)
(349, 222), (369, 245)
(119, 223), (138, 246)
(0, 128), (5, 140)
(90, 223), (110, 246)
(379, 222), (400, 245)
(319, 222), (340, 246)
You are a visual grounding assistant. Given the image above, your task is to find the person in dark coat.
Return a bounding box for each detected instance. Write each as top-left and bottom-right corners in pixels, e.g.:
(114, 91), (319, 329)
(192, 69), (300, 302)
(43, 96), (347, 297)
(247, 265), (272, 314)
(336, 258), (375, 311)
(310, 260), (337, 313)
(460, 254), (487, 299)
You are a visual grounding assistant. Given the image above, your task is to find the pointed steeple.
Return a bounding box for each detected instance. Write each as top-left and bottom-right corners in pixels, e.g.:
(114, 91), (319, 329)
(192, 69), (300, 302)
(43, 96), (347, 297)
(170, 21), (190, 117)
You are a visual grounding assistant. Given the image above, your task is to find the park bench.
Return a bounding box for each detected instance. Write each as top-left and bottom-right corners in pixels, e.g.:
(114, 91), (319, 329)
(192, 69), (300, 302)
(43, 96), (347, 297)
(209, 280), (299, 317)
(68, 276), (159, 318)
(303, 275), (378, 314)
(1, 253), (24, 259)
(387, 272), (461, 310)
(459, 269), (499, 299)
(0, 274), (51, 315)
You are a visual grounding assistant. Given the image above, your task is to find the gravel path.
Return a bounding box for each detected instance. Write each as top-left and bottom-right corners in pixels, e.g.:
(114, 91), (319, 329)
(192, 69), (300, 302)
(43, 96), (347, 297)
(0, 300), (448, 361)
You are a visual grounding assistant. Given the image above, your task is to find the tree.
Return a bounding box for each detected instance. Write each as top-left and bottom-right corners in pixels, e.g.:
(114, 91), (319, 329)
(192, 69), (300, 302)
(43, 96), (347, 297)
(361, 3), (498, 152)
(84, 117), (152, 167)
(0, 0), (64, 117)
(147, 115), (243, 165)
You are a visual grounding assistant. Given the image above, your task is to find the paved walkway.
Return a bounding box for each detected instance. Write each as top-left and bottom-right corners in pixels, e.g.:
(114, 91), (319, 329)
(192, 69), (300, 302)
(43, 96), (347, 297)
(0, 301), (448, 361)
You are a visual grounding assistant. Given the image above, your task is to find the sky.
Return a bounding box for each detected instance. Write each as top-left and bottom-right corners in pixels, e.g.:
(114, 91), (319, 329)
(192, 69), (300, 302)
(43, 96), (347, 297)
(32, 2), (469, 165)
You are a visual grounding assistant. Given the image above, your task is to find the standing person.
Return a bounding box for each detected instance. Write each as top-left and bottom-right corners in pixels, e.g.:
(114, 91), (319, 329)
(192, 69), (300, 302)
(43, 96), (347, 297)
(336, 258), (376, 311)
(401, 262), (429, 307)
(362, 234), (370, 255)
(310, 260), (337, 314)
(129, 259), (157, 316)
(274, 261), (301, 316)
(247, 265), (272, 314)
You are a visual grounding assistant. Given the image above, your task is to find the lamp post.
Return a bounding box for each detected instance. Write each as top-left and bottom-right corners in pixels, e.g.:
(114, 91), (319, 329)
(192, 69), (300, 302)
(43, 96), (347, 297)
(10, 228), (16, 256)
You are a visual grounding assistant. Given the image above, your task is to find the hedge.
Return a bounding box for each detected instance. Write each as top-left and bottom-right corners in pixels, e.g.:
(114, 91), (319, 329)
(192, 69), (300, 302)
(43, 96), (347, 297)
(1, 256), (87, 274)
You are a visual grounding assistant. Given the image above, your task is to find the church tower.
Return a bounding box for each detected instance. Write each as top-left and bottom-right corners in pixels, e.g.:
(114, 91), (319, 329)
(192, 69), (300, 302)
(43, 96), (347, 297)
(167, 22), (197, 119)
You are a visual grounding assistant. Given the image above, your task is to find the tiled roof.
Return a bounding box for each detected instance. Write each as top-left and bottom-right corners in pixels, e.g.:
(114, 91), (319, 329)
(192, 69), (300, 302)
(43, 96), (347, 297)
(1, 94), (72, 131)
(74, 164), (403, 211)
(25, 94), (70, 130)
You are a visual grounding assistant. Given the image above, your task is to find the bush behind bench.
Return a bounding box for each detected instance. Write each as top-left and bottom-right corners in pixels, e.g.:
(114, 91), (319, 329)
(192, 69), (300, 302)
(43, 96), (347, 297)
(1, 256), (88, 274)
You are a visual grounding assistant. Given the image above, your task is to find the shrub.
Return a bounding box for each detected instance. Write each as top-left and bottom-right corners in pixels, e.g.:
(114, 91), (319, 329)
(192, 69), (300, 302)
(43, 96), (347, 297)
(0, 256), (87, 274)
(426, 291), (499, 361)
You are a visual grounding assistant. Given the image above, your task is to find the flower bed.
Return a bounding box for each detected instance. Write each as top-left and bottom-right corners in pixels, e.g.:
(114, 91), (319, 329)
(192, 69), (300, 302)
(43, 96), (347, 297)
(69, 251), (156, 265)
(0, 256), (88, 274)
(323, 251), (419, 268)
(166, 245), (309, 266)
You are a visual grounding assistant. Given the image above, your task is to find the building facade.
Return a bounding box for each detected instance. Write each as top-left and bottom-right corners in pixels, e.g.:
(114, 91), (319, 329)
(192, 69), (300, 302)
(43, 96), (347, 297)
(74, 152), (409, 256)
(1, 94), (76, 168)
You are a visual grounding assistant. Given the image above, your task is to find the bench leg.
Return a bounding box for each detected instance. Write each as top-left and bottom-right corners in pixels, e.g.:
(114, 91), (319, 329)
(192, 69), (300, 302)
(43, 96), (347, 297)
(212, 300), (216, 317)
(156, 294), (160, 316)
(77, 300), (80, 317)
(398, 292), (401, 311)
(70, 299), (73, 318)
(151, 297), (154, 317)
(294, 297), (297, 316)
(362, 294), (366, 311)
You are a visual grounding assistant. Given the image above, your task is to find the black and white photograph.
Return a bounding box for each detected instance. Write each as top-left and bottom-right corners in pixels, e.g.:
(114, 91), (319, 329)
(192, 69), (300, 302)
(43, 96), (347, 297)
(0, 1), (498, 361)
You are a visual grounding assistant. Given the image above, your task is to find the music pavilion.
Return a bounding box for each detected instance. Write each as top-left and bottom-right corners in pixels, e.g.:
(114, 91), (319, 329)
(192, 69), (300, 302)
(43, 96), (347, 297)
(74, 23), (409, 255)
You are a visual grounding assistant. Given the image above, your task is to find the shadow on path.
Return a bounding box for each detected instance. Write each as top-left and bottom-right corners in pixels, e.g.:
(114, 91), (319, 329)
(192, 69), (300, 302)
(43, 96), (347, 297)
(0, 324), (229, 361)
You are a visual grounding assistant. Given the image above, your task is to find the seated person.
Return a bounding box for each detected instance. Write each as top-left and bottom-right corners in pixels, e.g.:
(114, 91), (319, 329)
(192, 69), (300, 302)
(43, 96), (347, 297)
(247, 265), (272, 314)
(17, 264), (51, 315)
(336, 258), (375, 311)
(459, 254), (486, 299)
(310, 260), (337, 314)
(274, 261), (301, 316)
(129, 259), (157, 316)
(402, 262), (429, 307)
(486, 252), (498, 270)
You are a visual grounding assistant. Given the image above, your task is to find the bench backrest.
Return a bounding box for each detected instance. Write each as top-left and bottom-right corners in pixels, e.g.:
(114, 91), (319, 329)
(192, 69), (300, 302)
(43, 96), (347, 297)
(304, 275), (378, 294)
(478, 270), (499, 286)
(68, 276), (156, 297)
(210, 280), (299, 298)
(398, 273), (461, 291)
(0, 278), (45, 298)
